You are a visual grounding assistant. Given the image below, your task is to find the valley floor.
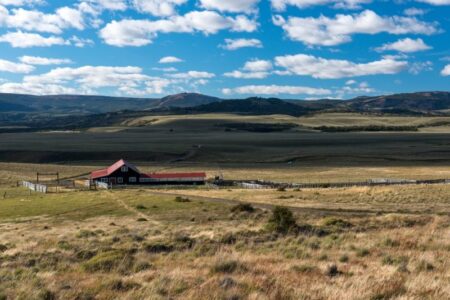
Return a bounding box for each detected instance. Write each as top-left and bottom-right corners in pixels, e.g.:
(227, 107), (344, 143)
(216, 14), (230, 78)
(0, 164), (449, 299)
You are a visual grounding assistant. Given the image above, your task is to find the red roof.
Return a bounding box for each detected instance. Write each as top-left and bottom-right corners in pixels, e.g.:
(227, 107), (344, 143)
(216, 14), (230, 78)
(142, 172), (206, 179)
(91, 159), (140, 179)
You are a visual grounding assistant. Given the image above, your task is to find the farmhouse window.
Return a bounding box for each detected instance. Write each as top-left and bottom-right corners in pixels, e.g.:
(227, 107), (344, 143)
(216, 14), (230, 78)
(101, 178), (108, 183)
(118, 177), (123, 184)
(129, 177), (136, 183)
(121, 166), (129, 172)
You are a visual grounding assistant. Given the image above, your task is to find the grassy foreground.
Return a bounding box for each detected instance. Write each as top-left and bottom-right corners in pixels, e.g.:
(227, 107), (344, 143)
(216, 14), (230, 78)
(0, 182), (448, 299)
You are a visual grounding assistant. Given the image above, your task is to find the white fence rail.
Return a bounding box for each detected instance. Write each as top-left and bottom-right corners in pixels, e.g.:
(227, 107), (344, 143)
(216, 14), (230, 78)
(95, 181), (110, 190)
(22, 181), (48, 193)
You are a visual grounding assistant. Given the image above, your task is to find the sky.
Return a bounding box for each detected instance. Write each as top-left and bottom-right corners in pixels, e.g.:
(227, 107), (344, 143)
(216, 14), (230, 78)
(0, 0), (449, 99)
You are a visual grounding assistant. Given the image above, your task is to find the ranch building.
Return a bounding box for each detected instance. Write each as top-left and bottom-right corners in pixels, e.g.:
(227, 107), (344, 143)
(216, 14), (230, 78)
(90, 159), (206, 185)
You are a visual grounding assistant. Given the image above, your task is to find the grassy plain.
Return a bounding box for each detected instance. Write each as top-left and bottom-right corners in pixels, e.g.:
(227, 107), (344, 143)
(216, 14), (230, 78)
(0, 112), (449, 299)
(0, 170), (449, 299)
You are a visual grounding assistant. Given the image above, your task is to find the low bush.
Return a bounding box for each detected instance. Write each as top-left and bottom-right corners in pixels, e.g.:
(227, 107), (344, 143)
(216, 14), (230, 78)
(230, 203), (255, 213)
(144, 243), (174, 254)
(135, 204), (147, 210)
(266, 206), (297, 234)
(325, 264), (341, 277)
(321, 217), (353, 229)
(82, 249), (134, 273)
(175, 196), (191, 203)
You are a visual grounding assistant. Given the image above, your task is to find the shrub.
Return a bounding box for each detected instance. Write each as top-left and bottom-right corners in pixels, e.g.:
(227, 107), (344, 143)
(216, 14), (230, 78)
(356, 248), (370, 257)
(416, 260), (434, 272)
(321, 217), (353, 228)
(0, 244), (7, 252)
(325, 264), (340, 277)
(175, 196), (191, 203)
(339, 254), (349, 263)
(37, 289), (55, 300)
(267, 206), (297, 234)
(137, 218), (148, 222)
(135, 204), (147, 210)
(230, 203), (254, 213)
(145, 243), (174, 254)
(82, 250), (133, 273)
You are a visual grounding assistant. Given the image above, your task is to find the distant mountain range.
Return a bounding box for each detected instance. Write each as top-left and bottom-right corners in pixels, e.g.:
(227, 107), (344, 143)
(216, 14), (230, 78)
(1, 91), (450, 116)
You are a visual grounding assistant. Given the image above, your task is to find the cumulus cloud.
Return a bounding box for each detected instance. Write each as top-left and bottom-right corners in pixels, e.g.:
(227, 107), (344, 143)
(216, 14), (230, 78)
(271, 0), (371, 10)
(0, 31), (67, 47)
(221, 38), (262, 50)
(222, 85), (332, 96)
(0, 58), (34, 73)
(99, 11), (258, 47)
(83, 0), (127, 11)
(0, 5), (86, 34)
(442, 65), (450, 76)
(417, 0), (450, 5)
(224, 59), (273, 79)
(0, 82), (79, 95)
(273, 10), (438, 46)
(132, 0), (187, 17)
(199, 0), (260, 13)
(275, 54), (407, 79)
(169, 71), (215, 79)
(159, 56), (183, 64)
(404, 7), (427, 16)
(1, 65), (178, 96)
(375, 38), (431, 53)
(19, 56), (72, 65)
(0, 0), (44, 6)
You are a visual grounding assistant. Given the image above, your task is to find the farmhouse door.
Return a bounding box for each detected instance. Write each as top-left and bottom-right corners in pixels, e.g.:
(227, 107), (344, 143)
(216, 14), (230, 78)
(110, 178), (116, 185)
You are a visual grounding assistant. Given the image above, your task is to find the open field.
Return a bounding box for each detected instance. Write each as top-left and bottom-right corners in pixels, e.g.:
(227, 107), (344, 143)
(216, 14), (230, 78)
(1, 112), (450, 299)
(0, 180), (449, 299)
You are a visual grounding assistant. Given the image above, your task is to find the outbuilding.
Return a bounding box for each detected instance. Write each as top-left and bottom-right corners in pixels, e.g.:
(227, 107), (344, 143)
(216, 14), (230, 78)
(90, 159), (206, 185)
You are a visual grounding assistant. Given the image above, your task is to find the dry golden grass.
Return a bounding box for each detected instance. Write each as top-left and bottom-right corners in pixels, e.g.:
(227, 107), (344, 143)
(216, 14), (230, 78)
(0, 165), (449, 299)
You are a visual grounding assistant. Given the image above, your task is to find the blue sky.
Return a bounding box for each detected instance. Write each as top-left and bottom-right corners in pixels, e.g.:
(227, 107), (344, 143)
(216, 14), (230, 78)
(0, 0), (449, 99)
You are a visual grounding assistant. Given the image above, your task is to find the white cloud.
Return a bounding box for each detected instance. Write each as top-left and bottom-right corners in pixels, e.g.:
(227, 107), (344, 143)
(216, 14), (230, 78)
(404, 7), (426, 16)
(0, 5), (86, 34)
(338, 81), (375, 96)
(273, 10), (438, 46)
(152, 67), (178, 72)
(224, 59), (272, 79)
(132, 0), (187, 17)
(0, 58), (34, 73)
(0, 31), (67, 47)
(23, 66), (149, 88)
(222, 85), (332, 96)
(0, 82), (79, 95)
(271, 0), (371, 11)
(441, 65), (450, 76)
(99, 11), (258, 47)
(169, 71), (215, 79)
(376, 38), (431, 53)
(417, 0), (450, 5)
(83, 0), (127, 11)
(0, 0), (44, 6)
(275, 54), (408, 79)
(19, 56), (72, 65)
(409, 61), (433, 74)
(243, 59), (273, 72)
(159, 56), (183, 64)
(199, 0), (260, 13)
(69, 36), (94, 47)
(221, 38), (262, 50)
